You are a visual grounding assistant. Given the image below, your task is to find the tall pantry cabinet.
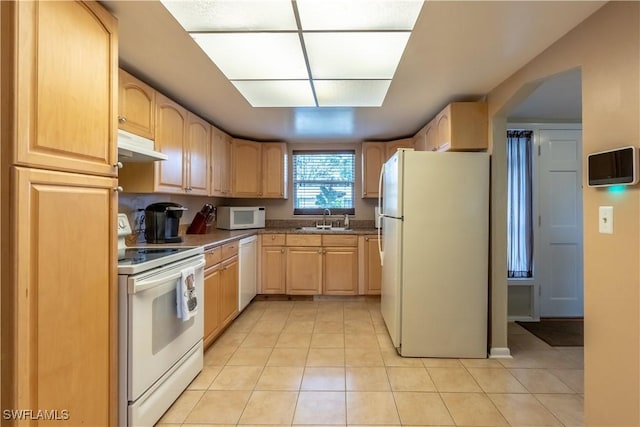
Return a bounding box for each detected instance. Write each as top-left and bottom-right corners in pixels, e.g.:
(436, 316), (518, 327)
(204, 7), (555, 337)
(1, 1), (119, 425)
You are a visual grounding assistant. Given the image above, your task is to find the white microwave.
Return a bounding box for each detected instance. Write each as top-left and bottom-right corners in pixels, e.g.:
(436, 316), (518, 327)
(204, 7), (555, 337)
(216, 206), (265, 230)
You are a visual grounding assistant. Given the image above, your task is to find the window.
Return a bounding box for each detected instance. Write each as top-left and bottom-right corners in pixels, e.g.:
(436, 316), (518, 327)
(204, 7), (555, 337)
(293, 150), (355, 215)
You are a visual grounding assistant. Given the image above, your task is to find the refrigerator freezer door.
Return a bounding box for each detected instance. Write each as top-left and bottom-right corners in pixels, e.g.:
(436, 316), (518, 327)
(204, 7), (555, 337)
(380, 216), (402, 348)
(383, 150), (403, 219)
(400, 151), (489, 358)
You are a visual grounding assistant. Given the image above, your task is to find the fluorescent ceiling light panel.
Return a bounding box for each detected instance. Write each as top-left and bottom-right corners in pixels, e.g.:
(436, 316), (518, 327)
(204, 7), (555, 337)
(304, 32), (411, 79)
(161, 0), (297, 31)
(314, 80), (391, 107)
(296, 0), (424, 31)
(294, 108), (354, 135)
(191, 33), (309, 80)
(232, 80), (316, 107)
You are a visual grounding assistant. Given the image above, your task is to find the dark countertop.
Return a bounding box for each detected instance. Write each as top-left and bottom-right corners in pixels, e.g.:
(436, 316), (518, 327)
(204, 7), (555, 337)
(260, 228), (379, 236)
(132, 227), (379, 250)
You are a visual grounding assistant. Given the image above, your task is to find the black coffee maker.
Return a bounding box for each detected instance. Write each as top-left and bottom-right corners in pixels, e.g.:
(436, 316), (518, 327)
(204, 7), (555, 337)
(144, 202), (187, 243)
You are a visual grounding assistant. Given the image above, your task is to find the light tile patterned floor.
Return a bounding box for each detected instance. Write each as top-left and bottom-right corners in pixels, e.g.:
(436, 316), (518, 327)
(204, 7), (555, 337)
(157, 298), (584, 426)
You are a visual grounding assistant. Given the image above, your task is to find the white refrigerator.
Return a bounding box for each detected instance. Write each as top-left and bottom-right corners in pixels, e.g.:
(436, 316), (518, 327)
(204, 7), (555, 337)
(378, 149), (489, 358)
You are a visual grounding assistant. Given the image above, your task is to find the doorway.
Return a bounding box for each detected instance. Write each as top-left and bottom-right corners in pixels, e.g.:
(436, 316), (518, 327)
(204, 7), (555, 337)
(506, 69), (584, 320)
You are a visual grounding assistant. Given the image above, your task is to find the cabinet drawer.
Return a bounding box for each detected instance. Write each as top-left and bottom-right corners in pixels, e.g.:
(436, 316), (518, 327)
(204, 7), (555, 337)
(204, 246), (223, 268)
(286, 234), (322, 247)
(322, 234), (358, 247)
(262, 233), (286, 246)
(222, 241), (239, 259)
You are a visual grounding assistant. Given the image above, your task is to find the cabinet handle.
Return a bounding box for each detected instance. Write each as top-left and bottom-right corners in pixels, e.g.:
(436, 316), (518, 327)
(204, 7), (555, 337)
(271, 235), (276, 240)
(317, 249), (322, 254)
(114, 186), (124, 192)
(281, 248), (285, 253)
(118, 116), (127, 124)
(363, 192), (367, 195)
(365, 237), (369, 241)
(114, 161), (123, 169)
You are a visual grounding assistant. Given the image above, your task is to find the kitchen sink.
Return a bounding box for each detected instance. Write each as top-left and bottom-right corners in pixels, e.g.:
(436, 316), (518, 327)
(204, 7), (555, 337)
(295, 226), (352, 232)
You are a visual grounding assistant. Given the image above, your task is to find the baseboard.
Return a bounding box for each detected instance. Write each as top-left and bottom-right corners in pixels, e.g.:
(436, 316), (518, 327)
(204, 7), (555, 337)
(489, 347), (512, 359)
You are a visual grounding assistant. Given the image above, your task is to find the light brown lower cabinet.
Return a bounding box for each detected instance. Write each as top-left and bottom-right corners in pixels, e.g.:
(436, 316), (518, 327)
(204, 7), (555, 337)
(323, 247), (359, 295)
(285, 247), (323, 295)
(203, 243), (239, 349)
(260, 246), (286, 294)
(12, 166), (118, 425)
(363, 235), (382, 295)
(263, 233), (359, 296)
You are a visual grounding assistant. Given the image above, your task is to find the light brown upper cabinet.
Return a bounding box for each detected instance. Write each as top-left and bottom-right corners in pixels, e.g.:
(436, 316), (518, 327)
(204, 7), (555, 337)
(185, 112), (210, 196)
(361, 142), (385, 199)
(413, 131), (427, 151)
(211, 127), (232, 197)
(231, 139), (262, 197)
(154, 93), (187, 193)
(118, 93), (186, 193)
(433, 102), (488, 151)
(230, 139), (287, 198)
(385, 138), (414, 160)
(119, 93), (208, 195)
(118, 69), (155, 140)
(415, 123), (437, 152)
(261, 143), (288, 198)
(425, 124), (438, 151)
(11, 0), (118, 177)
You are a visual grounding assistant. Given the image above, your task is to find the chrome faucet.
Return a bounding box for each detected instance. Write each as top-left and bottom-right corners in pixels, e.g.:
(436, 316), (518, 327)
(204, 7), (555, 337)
(322, 208), (332, 228)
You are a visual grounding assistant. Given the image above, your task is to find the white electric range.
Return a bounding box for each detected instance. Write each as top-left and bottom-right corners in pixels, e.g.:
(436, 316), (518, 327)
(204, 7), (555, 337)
(117, 213), (205, 427)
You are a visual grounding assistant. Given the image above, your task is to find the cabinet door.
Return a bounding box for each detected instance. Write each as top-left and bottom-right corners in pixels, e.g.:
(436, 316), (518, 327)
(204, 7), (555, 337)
(385, 138), (414, 160)
(118, 69), (155, 140)
(211, 128), (231, 196)
(425, 123), (438, 152)
(364, 236), (382, 295)
(220, 257), (239, 325)
(204, 266), (222, 348)
(262, 142), (287, 198)
(413, 131), (427, 151)
(13, 1), (118, 177)
(232, 139), (262, 197)
(13, 166), (118, 426)
(436, 108), (451, 152)
(155, 93), (187, 193)
(323, 247), (358, 295)
(286, 247), (323, 295)
(361, 142), (384, 198)
(260, 246), (286, 294)
(186, 113), (210, 195)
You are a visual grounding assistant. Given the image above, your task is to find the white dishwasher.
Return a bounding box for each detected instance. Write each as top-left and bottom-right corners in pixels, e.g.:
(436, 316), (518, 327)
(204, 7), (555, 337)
(238, 235), (258, 311)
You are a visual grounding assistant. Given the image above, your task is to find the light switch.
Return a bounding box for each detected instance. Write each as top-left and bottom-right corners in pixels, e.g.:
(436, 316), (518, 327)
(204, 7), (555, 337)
(599, 206), (613, 234)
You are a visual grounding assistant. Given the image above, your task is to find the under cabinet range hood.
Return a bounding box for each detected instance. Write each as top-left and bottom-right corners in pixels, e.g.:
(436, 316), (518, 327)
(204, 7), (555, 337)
(117, 129), (168, 162)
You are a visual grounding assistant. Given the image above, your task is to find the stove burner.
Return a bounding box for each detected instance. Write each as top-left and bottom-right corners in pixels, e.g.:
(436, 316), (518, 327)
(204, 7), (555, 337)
(118, 247), (186, 265)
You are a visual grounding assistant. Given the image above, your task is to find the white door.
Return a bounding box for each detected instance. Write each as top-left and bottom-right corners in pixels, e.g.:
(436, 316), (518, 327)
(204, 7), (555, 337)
(538, 129), (583, 317)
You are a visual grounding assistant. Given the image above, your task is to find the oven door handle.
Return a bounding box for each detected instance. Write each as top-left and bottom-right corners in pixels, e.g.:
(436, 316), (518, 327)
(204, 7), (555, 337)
(129, 259), (206, 294)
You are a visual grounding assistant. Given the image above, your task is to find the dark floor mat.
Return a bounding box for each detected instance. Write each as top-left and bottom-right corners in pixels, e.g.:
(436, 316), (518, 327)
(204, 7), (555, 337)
(516, 319), (583, 347)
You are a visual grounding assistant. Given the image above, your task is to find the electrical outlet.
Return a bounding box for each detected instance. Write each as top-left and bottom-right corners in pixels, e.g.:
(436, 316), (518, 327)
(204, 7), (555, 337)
(599, 206), (613, 234)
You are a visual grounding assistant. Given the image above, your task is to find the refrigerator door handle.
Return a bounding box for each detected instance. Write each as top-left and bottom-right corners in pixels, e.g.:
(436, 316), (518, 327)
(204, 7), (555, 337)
(378, 163), (385, 266)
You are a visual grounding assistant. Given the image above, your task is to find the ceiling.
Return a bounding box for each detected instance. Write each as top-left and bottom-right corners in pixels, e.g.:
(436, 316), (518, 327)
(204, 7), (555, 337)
(101, 1), (603, 143)
(508, 68), (582, 122)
